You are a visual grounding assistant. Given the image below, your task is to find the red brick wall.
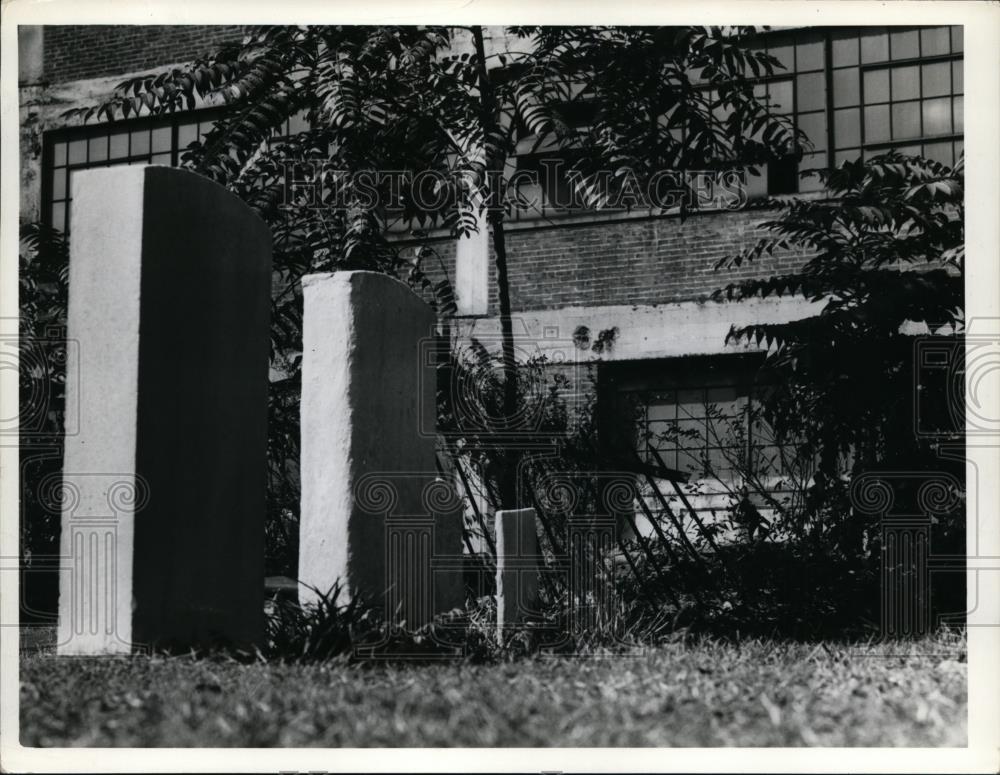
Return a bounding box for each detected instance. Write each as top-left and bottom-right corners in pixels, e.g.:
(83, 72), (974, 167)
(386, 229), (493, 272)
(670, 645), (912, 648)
(42, 25), (247, 83)
(495, 208), (811, 313)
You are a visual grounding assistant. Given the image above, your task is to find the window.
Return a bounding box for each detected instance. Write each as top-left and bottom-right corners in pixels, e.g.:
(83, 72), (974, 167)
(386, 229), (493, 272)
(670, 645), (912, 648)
(637, 385), (752, 480)
(603, 355), (810, 535)
(43, 110), (223, 235)
(43, 110), (312, 235)
(511, 99), (596, 220)
(745, 30), (830, 196)
(751, 26), (964, 194)
(830, 25), (963, 167)
(609, 355), (794, 482)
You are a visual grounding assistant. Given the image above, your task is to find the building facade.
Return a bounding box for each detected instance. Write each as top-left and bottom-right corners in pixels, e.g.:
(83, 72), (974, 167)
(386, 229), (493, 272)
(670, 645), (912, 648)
(18, 25), (965, 532)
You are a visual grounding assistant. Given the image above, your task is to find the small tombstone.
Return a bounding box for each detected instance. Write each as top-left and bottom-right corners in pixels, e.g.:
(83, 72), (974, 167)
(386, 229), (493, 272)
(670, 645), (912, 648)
(495, 507), (542, 635)
(298, 271), (462, 627)
(57, 166), (272, 654)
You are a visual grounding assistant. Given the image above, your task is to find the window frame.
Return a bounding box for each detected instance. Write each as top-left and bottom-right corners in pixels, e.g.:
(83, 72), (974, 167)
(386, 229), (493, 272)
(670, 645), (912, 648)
(750, 25), (964, 182)
(41, 107), (231, 235)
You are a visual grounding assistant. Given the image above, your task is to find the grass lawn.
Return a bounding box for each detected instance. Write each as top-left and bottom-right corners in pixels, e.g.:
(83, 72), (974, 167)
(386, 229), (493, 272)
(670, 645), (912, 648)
(20, 629), (966, 747)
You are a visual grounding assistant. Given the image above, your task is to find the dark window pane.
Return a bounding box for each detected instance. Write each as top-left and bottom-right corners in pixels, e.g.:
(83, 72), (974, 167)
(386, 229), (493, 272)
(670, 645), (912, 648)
(864, 69), (890, 103)
(798, 111), (827, 151)
(890, 28), (919, 60)
(130, 130), (150, 156)
(87, 135), (107, 163)
(833, 67), (860, 107)
(151, 126), (172, 153)
(796, 72), (826, 112)
(892, 101), (920, 139)
(68, 139), (87, 165)
(922, 62), (951, 98)
(51, 167), (66, 200)
(951, 26), (963, 53)
(861, 29), (889, 63)
(864, 104), (890, 144)
(109, 130), (129, 159)
(953, 60), (963, 94)
(891, 65), (920, 101)
(954, 96), (964, 132)
(831, 30), (859, 66)
(923, 140), (953, 167)
(52, 142), (67, 167)
(796, 36), (825, 71)
(920, 26), (951, 56)
(835, 148), (860, 166)
(836, 107), (862, 147)
(768, 155), (799, 195)
(922, 97), (952, 135)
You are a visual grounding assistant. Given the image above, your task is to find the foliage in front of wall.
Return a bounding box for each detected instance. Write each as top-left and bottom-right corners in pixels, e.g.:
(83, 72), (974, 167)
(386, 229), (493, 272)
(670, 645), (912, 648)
(18, 25), (965, 645)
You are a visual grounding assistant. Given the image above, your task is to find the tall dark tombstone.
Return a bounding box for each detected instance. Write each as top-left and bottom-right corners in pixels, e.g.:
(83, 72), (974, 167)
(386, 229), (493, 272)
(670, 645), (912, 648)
(57, 166), (272, 654)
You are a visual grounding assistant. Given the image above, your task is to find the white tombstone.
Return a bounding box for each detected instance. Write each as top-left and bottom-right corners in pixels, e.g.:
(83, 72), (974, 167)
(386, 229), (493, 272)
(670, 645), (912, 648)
(57, 166), (272, 655)
(299, 271), (462, 626)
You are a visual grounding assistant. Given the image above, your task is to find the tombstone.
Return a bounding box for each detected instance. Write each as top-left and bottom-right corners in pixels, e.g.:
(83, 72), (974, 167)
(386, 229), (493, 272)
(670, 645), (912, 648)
(299, 271), (463, 626)
(495, 507), (541, 635)
(57, 166), (272, 655)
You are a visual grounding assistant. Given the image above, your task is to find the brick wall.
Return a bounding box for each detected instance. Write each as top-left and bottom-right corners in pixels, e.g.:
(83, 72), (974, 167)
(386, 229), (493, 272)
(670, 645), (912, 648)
(43, 26), (247, 83)
(398, 206), (810, 316)
(495, 208), (811, 313)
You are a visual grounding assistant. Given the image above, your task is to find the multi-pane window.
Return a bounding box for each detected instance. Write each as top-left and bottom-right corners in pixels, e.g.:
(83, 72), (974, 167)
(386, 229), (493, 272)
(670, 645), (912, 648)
(829, 25), (963, 167)
(620, 367), (814, 538)
(749, 29), (830, 195)
(613, 356), (795, 483)
(637, 385), (753, 480)
(44, 110), (222, 234)
(42, 27), (964, 231)
(43, 110), (311, 235)
(510, 26), (964, 212)
(747, 26), (963, 195)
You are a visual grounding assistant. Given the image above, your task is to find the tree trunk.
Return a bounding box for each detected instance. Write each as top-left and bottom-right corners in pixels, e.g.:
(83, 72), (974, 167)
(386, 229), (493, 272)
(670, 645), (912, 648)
(472, 25), (519, 508)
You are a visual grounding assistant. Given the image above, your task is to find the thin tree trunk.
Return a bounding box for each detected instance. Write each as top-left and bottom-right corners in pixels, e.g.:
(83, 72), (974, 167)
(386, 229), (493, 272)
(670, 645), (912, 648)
(472, 25), (519, 508)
